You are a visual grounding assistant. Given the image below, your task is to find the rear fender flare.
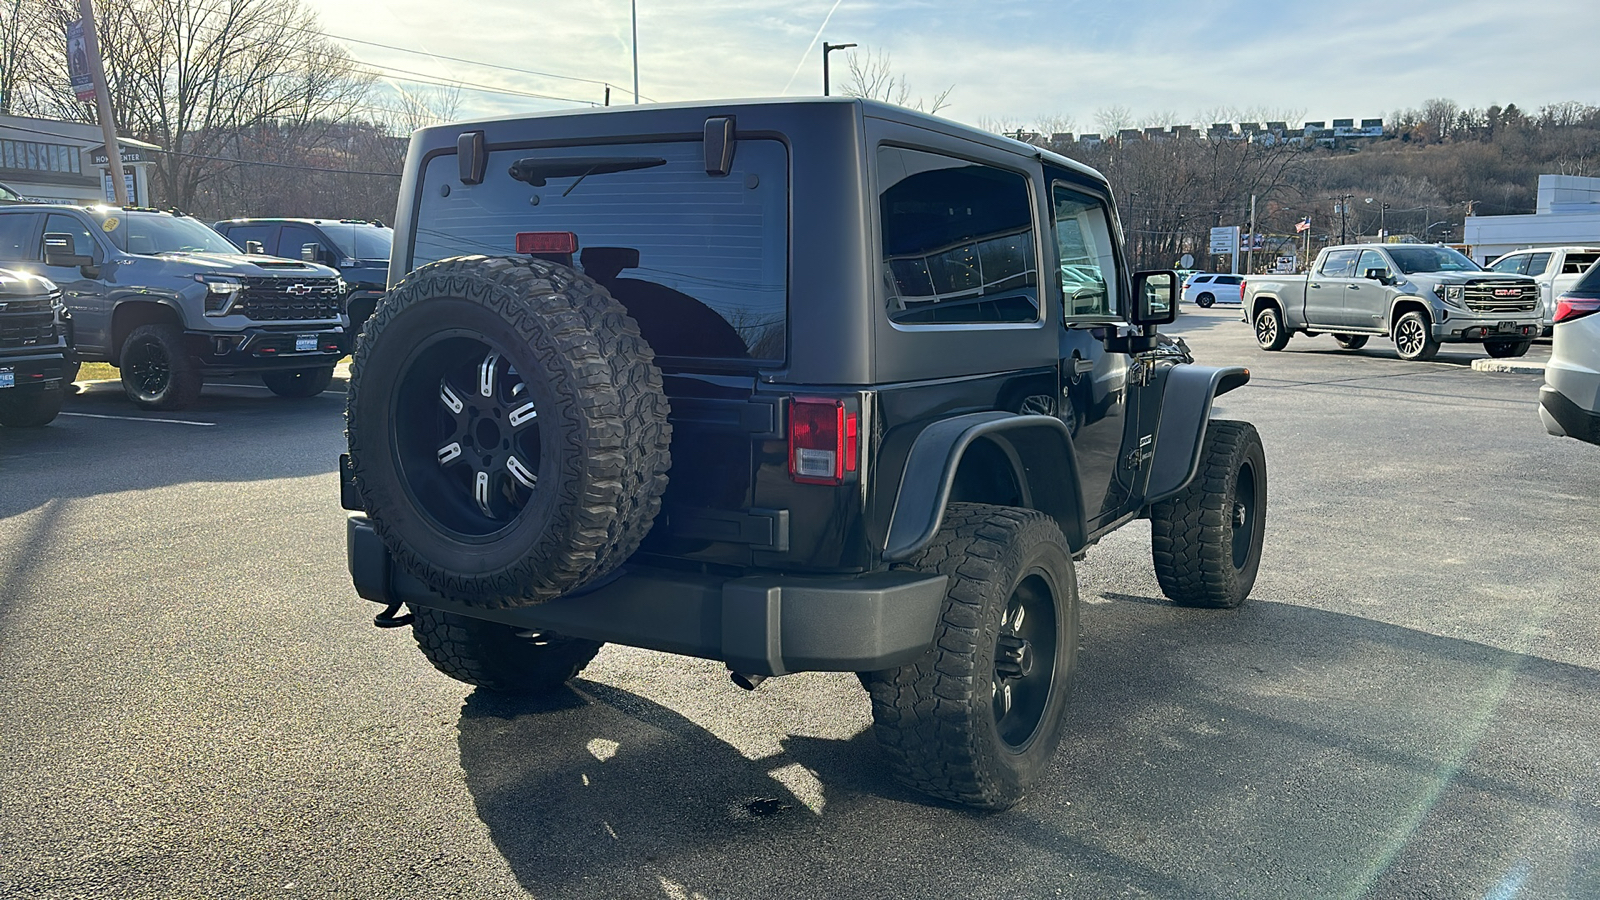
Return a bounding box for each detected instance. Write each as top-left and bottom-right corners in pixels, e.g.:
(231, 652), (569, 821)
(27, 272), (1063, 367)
(1144, 364), (1251, 504)
(882, 412), (1086, 562)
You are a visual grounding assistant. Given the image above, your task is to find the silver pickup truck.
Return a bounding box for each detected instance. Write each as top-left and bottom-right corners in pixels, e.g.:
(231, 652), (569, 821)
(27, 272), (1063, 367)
(1243, 243), (1540, 360)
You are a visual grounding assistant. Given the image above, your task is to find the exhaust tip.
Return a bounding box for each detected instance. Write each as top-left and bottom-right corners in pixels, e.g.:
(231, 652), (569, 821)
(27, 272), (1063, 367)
(729, 671), (768, 691)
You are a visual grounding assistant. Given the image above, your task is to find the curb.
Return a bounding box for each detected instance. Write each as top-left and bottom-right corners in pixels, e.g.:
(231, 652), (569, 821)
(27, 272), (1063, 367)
(1471, 358), (1546, 374)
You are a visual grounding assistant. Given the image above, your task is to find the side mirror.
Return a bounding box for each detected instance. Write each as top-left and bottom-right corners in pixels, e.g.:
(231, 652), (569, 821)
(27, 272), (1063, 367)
(301, 243), (320, 263)
(1130, 270), (1177, 326)
(1364, 267), (1392, 284)
(43, 233), (93, 269)
(244, 240), (265, 255)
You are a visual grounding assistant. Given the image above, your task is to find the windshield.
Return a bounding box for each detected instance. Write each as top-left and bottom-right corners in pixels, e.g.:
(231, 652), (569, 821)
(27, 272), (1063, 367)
(95, 212), (241, 255)
(0, 183), (21, 203)
(319, 224), (393, 261)
(1386, 246), (1482, 275)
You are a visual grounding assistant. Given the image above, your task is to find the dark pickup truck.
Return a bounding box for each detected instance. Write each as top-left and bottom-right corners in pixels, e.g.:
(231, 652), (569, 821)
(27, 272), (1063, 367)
(0, 266), (72, 427)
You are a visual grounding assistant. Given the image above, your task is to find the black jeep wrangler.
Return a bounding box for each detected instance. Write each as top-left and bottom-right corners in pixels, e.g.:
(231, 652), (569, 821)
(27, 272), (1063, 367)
(343, 99), (1266, 810)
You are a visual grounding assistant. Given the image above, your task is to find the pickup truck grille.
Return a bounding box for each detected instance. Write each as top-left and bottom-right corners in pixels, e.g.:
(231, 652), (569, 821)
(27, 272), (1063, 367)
(0, 296), (53, 315)
(1463, 282), (1538, 314)
(0, 312), (56, 349)
(236, 276), (343, 321)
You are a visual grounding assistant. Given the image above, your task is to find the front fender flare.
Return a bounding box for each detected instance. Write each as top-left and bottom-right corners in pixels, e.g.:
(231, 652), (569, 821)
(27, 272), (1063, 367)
(1145, 364), (1251, 504)
(882, 412), (1086, 562)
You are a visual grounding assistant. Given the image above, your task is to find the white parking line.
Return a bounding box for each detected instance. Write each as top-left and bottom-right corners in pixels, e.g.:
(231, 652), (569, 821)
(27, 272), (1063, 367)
(60, 412), (216, 427)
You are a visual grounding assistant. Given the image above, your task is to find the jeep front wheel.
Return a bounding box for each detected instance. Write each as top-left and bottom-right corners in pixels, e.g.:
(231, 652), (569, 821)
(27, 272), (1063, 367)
(1149, 420), (1266, 609)
(410, 605), (602, 693)
(346, 255), (671, 609)
(864, 503), (1077, 810)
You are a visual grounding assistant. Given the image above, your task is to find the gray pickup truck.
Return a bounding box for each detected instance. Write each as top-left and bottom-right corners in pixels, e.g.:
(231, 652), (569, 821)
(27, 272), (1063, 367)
(1243, 243), (1541, 360)
(0, 205), (346, 409)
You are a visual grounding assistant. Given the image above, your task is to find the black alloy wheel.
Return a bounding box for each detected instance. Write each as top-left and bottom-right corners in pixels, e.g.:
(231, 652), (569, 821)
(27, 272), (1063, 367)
(991, 573), (1060, 749)
(393, 333), (543, 539)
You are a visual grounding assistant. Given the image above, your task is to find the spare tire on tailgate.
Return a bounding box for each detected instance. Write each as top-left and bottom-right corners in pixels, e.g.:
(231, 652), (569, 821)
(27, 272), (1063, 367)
(346, 255), (672, 608)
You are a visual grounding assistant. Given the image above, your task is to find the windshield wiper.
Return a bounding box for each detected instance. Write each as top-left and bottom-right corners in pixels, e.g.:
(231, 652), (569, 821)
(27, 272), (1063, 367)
(507, 156), (667, 190)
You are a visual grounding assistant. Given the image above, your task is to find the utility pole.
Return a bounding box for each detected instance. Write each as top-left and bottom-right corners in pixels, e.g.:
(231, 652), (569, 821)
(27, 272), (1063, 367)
(1245, 193), (1257, 275)
(1337, 195), (1351, 245)
(79, 0), (128, 206)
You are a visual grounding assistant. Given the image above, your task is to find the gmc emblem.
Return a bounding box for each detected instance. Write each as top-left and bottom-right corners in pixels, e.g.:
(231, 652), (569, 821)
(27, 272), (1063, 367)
(284, 283), (313, 296)
(1493, 288), (1518, 297)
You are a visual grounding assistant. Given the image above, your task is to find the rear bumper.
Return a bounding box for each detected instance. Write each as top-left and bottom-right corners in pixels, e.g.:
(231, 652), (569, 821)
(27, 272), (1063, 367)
(1540, 384), (1600, 446)
(184, 326), (345, 371)
(346, 514), (947, 675)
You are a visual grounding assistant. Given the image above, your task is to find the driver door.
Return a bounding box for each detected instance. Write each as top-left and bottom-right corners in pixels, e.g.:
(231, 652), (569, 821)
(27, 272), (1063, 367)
(39, 212), (111, 357)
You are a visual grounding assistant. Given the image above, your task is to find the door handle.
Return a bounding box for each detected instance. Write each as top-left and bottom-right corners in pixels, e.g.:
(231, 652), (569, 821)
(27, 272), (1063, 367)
(1347, 284), (1360, 290)
(1309, 282), (1321, 289)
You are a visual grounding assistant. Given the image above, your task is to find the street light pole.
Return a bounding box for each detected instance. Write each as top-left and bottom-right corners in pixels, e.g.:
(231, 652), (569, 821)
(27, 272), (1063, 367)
(822, 42), (855, 96)
(631, 0), (639, 103)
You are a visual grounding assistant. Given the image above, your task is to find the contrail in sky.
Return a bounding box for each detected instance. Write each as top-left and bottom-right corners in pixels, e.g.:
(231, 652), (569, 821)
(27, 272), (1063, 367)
(781, 0), (848, 95)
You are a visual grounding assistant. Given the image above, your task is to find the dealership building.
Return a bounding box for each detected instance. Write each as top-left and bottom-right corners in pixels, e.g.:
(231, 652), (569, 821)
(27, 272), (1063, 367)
(1463, 175), (1600, 263)
(0, 113), (160, 206)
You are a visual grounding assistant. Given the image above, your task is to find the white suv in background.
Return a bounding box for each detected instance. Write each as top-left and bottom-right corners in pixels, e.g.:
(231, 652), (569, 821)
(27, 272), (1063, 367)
(1183, 273), (1244, 307)
(1487, 246), (1600, 334)
(1540, 262), (1600, 446)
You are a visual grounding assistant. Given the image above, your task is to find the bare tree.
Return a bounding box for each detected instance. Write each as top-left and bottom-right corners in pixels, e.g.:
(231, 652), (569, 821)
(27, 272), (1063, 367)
(840, 47), (952, 114)
(1093, 104), (1133, 137)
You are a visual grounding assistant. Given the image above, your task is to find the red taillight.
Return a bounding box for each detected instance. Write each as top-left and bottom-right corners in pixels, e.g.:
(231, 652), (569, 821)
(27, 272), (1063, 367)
(789, 397), (858, 485)
(515, 231), (578, 254)
(1554, 296), (1600, 324)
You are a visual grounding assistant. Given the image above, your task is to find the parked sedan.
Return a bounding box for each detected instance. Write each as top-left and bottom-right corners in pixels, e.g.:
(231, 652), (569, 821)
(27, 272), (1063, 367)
(1183, 273), (1245, 307)
(1540, 262), (1600, 446)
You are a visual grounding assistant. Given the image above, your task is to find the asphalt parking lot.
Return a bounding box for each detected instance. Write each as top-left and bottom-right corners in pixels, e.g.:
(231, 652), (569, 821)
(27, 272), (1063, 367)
(2, 306), (1596, 899)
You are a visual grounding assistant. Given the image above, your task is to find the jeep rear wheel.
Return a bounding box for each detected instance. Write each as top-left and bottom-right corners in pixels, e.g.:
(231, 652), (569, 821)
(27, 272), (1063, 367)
(346, 255), (671, 609)
(120, 324), (202, 410)
(1333, 334), (1369, 350)
(410, 605), (602, 693)
(864, 503), (1078, 810)
(261, 365), (334, 398)
(1253, 306), (1290, 351)
(1149, 420), (1266, 609)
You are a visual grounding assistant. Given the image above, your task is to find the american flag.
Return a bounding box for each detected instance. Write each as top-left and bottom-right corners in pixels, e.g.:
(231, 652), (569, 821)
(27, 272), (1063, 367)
(1295, 217), (1311, 233)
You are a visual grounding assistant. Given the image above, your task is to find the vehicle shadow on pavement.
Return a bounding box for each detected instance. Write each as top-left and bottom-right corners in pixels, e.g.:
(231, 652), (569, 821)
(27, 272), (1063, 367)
(450, 596), (1600, 900)
(0, 383), (343, 519)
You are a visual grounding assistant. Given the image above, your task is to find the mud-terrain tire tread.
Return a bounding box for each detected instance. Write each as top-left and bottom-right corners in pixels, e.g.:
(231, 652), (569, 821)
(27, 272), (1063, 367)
(0, 389), (64, 427)
(346, 255), (671, 607)
(120, 323), (202, 410)
(864, 503), (1077, 810)
(409, 605), (602, 693)
(1150, 420), (1266, 609)
(261, 365), (334, 398)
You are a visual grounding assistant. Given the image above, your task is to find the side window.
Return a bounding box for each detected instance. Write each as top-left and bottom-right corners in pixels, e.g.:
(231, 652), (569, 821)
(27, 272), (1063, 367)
(0, 212), (39, 261)
(1217, 276), (1243, 286)
(1488, 255), (1527, 274)
(1051, 182), (1118, 318)
(1320, 249), (1359, 277)
(1524, 252), (1552, 277)
(43, 213), (97, 258)
(279, 224), (329, 261)
(1356, 250), (1388, 277)
(223, 223), (278, 254)
(1564, 253), (1599, 274)
(878, 146), (1040, 325)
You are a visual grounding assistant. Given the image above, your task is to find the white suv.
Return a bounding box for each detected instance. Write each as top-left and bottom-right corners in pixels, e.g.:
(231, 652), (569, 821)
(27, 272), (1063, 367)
(1183, 273), (1244, 307)
(1487, 246), (1600, 334)
(1540, 262), (1600, 446)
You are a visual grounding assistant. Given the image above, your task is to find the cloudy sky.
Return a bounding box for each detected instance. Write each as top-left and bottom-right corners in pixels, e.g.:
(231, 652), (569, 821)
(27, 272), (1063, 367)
(305, 0), (1593, 131)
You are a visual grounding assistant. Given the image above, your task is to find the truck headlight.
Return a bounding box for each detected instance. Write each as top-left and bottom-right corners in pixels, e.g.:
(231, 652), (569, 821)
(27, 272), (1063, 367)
(196, 275), (243, 315)
(1434, 284), (1464, 306)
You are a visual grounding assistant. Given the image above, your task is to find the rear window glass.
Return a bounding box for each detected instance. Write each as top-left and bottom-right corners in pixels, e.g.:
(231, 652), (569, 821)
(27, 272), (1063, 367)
(1565, 253), (1598, 274)
(412, 139), (788, 368)
(878, 146), (1039, 325)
